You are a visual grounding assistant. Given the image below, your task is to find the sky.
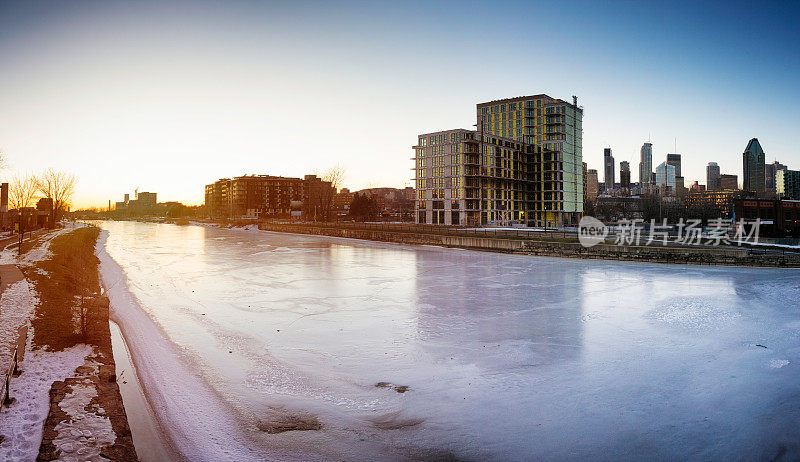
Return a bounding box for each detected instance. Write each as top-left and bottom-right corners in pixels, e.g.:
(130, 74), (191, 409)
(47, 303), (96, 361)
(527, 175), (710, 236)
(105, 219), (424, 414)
(1, 0), (798, 209)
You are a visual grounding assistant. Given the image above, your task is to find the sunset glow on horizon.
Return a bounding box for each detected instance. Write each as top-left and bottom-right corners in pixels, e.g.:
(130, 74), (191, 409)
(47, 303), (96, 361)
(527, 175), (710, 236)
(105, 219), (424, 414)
(1, 0), (798, 209)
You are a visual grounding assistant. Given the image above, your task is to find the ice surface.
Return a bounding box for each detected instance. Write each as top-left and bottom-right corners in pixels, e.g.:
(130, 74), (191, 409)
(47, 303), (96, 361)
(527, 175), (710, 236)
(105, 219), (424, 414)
(96, 221), (800, 461)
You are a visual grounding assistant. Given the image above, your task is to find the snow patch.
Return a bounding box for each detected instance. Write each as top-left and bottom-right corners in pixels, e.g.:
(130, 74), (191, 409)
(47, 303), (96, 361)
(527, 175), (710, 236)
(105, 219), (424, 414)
(0, 344), (92, 462)
(0, 280), (37, 371)
(769, 359), (790, 369)
(52, 380), (115, 461)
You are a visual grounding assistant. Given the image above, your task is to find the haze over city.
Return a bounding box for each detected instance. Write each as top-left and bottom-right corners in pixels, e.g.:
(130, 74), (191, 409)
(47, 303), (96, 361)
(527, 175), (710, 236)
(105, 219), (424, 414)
(1, 0), (798, 209)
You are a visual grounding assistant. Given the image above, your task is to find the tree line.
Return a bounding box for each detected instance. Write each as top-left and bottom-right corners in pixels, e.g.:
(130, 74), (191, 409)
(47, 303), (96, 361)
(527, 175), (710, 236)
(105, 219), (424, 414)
(9, 168), (76, 225)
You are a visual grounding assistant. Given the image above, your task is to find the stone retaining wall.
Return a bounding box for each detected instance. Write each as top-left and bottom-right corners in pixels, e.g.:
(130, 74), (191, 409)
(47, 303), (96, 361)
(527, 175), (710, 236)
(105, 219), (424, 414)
(258, 223), (800, 267)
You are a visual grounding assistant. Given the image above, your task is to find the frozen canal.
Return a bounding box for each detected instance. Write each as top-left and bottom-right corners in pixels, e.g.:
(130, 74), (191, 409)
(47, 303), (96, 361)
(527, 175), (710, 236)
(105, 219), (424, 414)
(96, 221), (800, 461)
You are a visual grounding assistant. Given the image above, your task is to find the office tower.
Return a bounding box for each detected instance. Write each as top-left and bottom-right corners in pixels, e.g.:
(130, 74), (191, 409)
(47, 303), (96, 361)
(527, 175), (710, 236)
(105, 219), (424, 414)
(604, 148), (615, 190)
(719, 174), (739, 190)
(620, 161), (631, 189)
(707, 162), (720, 190)
(666, 153), (681, 178)
(655, 161), (676, 194)
(742, 138), (765, 194)
(476, 94), (583, 227)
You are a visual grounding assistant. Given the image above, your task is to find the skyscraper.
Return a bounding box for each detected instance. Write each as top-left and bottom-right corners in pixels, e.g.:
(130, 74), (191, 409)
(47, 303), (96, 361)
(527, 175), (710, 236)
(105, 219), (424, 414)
(619, 161), (630, 189)
(655, 161), (676, 194)
(707, 162), (720, 190)
(639, 142), (653, 187)
(604, 148), (615, 190)
(666, 153), (681, 178)
(765, 160), (787, 194)
(477, 94), (584, 227)
(742, 138), (765, 194)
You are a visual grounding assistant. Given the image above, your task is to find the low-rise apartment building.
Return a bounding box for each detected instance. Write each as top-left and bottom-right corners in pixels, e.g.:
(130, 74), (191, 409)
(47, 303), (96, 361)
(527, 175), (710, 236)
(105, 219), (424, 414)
(205, 174), (332, 220)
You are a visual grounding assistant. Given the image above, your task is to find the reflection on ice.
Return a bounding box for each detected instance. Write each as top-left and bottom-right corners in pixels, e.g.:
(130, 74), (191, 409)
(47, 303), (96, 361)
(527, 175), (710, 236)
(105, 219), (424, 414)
(98, 221), (800, 461)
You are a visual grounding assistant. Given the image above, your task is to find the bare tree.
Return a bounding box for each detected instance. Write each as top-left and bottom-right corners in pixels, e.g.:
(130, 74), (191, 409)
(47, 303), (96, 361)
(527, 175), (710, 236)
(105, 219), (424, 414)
(9, 173), (39, 210)
(35, 168), (76, 226)
(320, 165), (346, 221)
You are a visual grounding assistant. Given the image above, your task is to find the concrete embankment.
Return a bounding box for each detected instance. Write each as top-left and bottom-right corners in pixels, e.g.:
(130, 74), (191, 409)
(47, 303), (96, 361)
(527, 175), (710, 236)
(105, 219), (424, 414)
(257, 223), (800, 267)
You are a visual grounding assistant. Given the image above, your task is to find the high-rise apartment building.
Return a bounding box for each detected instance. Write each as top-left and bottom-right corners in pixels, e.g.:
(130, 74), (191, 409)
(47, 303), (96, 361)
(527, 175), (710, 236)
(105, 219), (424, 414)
(603, 148), (615, 190)
(413, 129), (527, 226)
(476, 94), (583, 227)
(655, 162), (676, 194)
(639, 142), (653, 188)
(742, 138), (765, 194)
(586, 169), (599, 199)
(776, 169), (800, 200)
(707, 162), (721, 190)
(765, 161), (787, 194)
(619, 161), (631, 189)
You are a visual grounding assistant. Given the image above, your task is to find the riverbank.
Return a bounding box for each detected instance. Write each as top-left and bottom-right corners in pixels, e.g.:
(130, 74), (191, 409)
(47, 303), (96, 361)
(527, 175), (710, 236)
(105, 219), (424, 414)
(256, 222), (800, 267)
(0, 226), (137, 461)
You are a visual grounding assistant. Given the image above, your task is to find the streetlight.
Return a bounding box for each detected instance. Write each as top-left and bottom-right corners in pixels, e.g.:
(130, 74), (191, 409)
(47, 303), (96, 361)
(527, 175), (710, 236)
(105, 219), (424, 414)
(18, 210), (24, 257)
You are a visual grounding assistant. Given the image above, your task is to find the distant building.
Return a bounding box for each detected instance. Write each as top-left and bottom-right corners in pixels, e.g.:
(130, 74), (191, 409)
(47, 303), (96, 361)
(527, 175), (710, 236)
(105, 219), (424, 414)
(666, 153), (681, 178)
(686, 190), (741, 219)
(36, 197), (54, 228)
(639, 142), (653, 189)
(604, 148), (615, 190)
(586, 169), (599, 199)
(765, 161), (787, 194)
(742, 138), (765, 194)
(719, 174), (739, 190)
(137, 192), (157, 207)
(690, 181), (706, 193)
(204, 174), (332, 219)
(619, 161), (631, 189)
(675, 176), (687, 197)
(655, 161), (676, 195)
(776, 169), (800, 200)
(706, 162), (721, 190)
(0, 183), (8, 230)
(333, 188), (355, 214)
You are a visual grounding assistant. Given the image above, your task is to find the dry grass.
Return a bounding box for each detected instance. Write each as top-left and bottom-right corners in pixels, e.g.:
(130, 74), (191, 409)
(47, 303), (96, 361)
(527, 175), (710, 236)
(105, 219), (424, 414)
(22, 227), (107, 351)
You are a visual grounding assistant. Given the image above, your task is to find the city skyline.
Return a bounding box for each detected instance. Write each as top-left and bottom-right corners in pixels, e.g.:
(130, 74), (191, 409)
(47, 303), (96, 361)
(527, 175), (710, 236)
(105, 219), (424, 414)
(1, 1), (799, 209)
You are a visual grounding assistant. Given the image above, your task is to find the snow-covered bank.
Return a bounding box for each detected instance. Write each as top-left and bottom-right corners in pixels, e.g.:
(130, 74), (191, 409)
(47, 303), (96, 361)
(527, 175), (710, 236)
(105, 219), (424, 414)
(95, 231), (283, 461)
(0, 344), (91, 461)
